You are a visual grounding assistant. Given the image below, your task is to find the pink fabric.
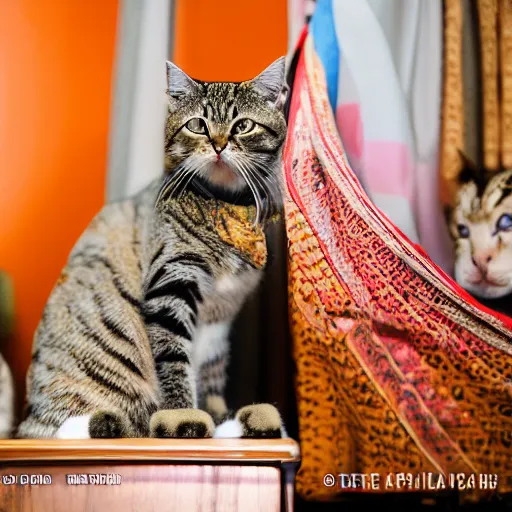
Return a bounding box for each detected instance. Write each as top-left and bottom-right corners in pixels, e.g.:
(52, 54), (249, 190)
(335, 104), (363, 160)
(336, 100), (453, 273)
(363, 141), (414, 201)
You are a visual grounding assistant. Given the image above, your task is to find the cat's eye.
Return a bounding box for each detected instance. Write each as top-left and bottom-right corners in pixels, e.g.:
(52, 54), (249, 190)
(496, 214), (512, 232)
(233, 119), (255, 135)
(186, 118), (208, 135)
(457, 224), (470, 238)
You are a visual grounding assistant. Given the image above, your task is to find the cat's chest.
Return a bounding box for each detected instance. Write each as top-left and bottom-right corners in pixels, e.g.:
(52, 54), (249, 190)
(214, 273), (251, 295)
(200, 268), (262, 323)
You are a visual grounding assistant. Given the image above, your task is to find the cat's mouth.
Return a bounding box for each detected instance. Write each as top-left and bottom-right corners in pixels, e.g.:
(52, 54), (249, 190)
(468, 277), (507, 287)
(208, 160), (241, 187)
(455, 263), (512, 298)
(157, 152), (280, 224)
(465, 279), (512, 299)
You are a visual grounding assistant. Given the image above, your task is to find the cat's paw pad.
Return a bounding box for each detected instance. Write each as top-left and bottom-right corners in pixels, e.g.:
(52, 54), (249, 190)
(235, 404), (284, 438)
(89, 410), (133, 439)
(150, 409), (215, 438)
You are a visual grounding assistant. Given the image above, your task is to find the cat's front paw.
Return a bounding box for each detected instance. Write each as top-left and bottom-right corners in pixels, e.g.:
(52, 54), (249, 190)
(89, 410), (134, 439)
(150, 409), (215, 438)
(235, 404), (285, 438)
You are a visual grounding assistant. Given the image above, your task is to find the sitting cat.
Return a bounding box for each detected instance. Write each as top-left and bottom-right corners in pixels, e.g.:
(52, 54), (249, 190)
(16, 57), (289, 439)
(448, 153), (512, 316)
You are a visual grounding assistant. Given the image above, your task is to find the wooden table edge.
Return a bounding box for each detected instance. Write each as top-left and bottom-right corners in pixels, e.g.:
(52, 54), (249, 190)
(0, 438), (301, 464)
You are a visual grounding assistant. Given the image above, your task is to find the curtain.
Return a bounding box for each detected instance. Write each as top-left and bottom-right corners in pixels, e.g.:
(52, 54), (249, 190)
(106, 0), (172, 203)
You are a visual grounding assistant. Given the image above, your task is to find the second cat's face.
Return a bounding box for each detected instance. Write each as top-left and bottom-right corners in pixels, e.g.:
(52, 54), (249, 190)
(450, 170), (512, 299)
(162, 58), (288, 221)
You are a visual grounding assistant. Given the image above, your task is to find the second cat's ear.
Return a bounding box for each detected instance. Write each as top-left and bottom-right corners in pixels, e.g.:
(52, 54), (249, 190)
(443, 204), (454, 224)
(457, 149), (479, 182)
(166, 61), (198, 102)
(251, 56), (289, 110)
(457, 149), (477, 167)
(457, 149), (489, 195)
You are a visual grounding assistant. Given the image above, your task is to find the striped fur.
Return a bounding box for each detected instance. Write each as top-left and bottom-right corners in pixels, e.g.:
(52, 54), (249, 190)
(16, 58), (288, 439)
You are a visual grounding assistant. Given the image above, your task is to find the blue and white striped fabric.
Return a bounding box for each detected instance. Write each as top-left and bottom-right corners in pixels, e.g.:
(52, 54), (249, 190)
(291, 0), (454, 275)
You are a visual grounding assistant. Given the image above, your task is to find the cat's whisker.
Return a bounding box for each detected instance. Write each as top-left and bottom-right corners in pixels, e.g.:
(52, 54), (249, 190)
(158, 156), (208, 205)
(244, 166), (270, 221)
(155, 173), (176, 206)
(156, 163), (191, 206)
(249, 159), (283, 205)
(235, 157), (270, 223)
(237, 157), (276, 221)
(178, 164), (205, 200)
(244, 156), (282, 201)
(234, 161), (263, 225)
(167, 166), (193, 200)
(218, 153), (260, 220)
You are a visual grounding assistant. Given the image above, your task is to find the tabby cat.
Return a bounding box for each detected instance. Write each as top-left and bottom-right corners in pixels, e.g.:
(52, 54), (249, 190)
(16, 57), (289, 439)
(449, 153), (512, 314)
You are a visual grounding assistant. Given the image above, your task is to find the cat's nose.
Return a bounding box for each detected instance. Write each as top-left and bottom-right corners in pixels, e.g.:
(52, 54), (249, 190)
(211, 139), (228, 154)
(472, 249), (497, 274)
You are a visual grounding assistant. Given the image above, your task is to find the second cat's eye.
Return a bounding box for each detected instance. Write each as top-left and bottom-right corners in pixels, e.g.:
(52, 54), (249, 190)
(186, 118), (208, 135)
(457, 224), (470, 238)
(496, 213), (512, 232)
(232, 119), (255, 135)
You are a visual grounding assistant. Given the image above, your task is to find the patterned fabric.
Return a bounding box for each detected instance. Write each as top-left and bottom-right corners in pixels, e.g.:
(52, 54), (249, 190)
(283, 31), (512, 502)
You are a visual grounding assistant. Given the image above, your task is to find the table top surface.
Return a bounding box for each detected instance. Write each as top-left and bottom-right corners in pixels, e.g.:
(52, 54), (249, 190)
(0, 438), (301, 464)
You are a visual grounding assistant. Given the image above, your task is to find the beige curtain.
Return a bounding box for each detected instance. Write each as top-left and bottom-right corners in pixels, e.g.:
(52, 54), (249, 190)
(440, 0), (512, 204)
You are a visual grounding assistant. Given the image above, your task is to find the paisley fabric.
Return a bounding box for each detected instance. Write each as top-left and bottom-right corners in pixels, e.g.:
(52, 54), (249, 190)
(179, 192), (272, 270)
(283, 33), (512, 502)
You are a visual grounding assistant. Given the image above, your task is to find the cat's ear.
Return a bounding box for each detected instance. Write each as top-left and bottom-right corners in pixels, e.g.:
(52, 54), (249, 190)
(457, 149), (479, 183)
(457, 149), (489, 195)
(166, 61), (198, 102)
(251, 56), (289, 110)
(443, 204), (454, 224)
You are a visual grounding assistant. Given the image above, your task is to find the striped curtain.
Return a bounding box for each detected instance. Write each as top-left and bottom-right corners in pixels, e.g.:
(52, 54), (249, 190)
(287, 0), (453, 274)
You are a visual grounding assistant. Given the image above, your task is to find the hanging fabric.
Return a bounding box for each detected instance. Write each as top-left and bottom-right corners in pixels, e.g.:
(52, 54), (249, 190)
(284, 18), (512, 507)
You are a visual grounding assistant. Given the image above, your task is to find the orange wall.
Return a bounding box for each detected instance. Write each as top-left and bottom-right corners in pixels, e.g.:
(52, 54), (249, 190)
(0, 1), (119, 410)
(173, 0), (288, 81)
(0, 0), (287, 413)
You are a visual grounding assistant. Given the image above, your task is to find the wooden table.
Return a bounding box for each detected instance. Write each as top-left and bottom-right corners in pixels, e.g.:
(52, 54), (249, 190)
(0, 438), (301, 512)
